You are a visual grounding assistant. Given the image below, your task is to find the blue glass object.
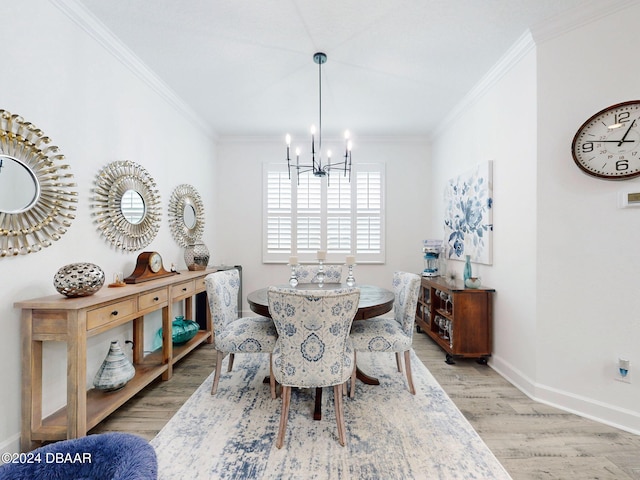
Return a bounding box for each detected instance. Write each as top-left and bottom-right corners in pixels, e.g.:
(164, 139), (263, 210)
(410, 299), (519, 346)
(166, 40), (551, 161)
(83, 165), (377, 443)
(463, 255), (472, 282)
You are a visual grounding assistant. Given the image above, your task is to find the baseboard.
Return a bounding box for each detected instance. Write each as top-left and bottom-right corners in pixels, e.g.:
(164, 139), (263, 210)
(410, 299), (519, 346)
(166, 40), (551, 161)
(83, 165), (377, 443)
(490, 354), (640, 436)
(0, 432), (21, 456)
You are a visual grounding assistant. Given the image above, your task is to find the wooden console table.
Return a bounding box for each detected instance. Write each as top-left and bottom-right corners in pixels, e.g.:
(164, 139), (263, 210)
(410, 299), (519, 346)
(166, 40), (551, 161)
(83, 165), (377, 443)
(15, 268), (216, 452)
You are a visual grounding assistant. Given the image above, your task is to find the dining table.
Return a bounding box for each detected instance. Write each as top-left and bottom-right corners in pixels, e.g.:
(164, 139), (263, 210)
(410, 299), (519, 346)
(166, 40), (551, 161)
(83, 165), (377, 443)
(247, 283), (394, 420)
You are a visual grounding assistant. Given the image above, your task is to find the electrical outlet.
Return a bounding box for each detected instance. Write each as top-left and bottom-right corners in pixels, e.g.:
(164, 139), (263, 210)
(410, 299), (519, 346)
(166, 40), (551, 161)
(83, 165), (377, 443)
(615, 358), (631, 384)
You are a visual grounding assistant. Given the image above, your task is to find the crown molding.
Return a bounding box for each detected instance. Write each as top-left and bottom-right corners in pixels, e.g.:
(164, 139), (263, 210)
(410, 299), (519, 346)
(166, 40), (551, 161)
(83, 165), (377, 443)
(50, 0), (216, 140)
(431, 0), (638, 141)
(530, 0), (639, 44)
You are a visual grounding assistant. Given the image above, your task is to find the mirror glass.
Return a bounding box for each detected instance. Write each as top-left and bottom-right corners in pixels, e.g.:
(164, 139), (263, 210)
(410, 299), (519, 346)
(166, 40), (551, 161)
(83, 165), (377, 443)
(183, 204), (196, 229)
(0, 155), (39, 214)
(120, 189), (145, 224)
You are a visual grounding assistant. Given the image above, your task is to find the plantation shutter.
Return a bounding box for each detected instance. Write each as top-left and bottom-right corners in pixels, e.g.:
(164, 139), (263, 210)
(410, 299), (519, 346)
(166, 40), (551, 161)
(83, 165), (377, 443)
(263, 162), (384, 263)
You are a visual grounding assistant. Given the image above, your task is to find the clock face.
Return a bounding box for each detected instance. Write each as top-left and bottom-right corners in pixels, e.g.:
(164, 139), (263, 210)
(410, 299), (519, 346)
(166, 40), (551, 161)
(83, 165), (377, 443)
(572, 101), (640, 180)
(148, 252), (162, 273)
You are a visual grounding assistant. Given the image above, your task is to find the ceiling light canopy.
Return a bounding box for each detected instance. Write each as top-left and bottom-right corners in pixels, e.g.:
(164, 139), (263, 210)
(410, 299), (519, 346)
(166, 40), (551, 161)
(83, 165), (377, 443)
(286, 52), (352, 184)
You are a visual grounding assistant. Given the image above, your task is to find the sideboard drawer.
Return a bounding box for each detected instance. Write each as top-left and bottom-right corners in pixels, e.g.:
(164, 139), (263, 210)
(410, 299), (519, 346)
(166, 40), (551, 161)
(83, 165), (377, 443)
(139, 288), (168, 310)
(87, 298), (137, 330)
(195, 275), (208, 293)
(171, 280), (195, 301)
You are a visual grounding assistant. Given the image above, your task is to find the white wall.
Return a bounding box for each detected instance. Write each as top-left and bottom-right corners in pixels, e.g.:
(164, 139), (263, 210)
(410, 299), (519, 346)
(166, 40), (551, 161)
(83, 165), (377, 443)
(535, 5), (640, 431)
(431, 38), (539, 385)
(214, 137), (432, 313)
(0, 0), (216, 453)
(431, 5), (640, 434)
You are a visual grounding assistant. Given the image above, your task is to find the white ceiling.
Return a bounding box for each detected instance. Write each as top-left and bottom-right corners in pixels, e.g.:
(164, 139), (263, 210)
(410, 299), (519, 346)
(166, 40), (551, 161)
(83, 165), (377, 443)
(74, 0), (618, 140)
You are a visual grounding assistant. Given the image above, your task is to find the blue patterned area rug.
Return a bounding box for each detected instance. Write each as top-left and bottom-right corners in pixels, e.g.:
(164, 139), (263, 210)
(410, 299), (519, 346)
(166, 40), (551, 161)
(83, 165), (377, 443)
(151, 351), (511, 480)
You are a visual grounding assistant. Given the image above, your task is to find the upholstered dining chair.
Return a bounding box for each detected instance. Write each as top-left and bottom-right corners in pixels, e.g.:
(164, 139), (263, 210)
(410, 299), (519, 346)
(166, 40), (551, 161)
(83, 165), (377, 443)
(267, 286), (360, 448)
(205, 269), (278, 397)
(349, 271), (421, 396)
(293, 264), (343, 283)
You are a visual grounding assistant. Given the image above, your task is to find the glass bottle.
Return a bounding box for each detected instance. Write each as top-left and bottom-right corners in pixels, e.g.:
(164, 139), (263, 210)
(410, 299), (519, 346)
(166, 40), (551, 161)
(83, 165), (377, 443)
(463, 255), (472, 282)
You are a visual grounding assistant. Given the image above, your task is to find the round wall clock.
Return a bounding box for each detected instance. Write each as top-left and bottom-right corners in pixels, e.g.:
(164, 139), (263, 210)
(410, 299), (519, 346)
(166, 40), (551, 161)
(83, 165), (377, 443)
(571, 100), (640, 180)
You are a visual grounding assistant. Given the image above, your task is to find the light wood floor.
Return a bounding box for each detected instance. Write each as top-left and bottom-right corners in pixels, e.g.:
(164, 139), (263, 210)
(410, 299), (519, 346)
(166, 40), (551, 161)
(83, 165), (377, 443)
(92, 332), (640, 479)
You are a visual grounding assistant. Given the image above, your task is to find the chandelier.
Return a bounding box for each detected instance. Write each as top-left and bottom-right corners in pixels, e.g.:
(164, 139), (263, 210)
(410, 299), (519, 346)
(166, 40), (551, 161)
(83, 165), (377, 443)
(286, 52), (352, 184)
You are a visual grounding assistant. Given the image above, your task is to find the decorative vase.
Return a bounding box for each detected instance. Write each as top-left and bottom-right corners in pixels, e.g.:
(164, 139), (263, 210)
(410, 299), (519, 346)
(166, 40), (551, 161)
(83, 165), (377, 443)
(171, 316), (200, 344)
(54, 262), (105, 297)
(463, 255), (472, 283)
(184, 241), (210, 271)
(93, 341), (135, 392)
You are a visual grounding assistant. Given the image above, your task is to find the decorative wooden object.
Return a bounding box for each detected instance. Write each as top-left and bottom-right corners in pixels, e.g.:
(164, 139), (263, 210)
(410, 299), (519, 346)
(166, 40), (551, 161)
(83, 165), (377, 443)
(415, 276), (494, 364)
(16, 269), (215, 452)
(124, 251), (176, 284)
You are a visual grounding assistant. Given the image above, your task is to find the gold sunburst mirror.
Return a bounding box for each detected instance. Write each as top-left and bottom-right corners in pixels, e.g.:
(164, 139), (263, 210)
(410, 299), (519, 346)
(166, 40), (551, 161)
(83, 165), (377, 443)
(168, 184), (205, 247)
(0, 109), (77, 257)
(92, 160), (161, 251)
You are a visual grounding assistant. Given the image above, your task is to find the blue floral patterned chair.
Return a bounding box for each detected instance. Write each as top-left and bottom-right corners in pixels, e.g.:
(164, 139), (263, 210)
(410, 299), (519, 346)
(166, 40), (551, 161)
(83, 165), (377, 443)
(267, 286), (360, 448)
(205, 269), (278, 397)
(0, 432), (157, 479)
(350, 271), (421, 395)
(293, 264), (343, 284)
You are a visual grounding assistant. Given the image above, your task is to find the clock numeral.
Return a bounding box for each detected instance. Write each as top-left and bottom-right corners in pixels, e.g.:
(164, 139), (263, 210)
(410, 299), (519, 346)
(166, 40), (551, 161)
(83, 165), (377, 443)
(616, 160), (629, 171)
(582, 142), (594, 152)
(615, 112), (631, 124)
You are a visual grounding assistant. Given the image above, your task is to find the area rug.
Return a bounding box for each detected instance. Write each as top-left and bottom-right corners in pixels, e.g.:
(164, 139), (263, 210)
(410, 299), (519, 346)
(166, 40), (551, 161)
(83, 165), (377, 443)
(151, 350), (511, 480)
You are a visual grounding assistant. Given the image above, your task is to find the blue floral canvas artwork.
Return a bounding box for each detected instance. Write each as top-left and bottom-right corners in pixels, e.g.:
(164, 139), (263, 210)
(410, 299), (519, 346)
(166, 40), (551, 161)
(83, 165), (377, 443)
(444, 161), (493, 265)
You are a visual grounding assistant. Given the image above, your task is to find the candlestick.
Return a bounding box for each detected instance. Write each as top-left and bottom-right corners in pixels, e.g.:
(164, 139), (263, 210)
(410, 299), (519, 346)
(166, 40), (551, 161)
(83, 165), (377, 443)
(346, 264), (356, 287)
(289, 255), (298, 266)
(345, 255), (355, 266)
(289, 264), (298, 287)
(317, 250), (326, 261)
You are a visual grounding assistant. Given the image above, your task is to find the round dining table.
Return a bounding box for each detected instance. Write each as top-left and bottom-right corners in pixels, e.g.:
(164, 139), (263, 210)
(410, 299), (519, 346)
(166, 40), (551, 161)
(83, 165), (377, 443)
(247, 283), (395, 420)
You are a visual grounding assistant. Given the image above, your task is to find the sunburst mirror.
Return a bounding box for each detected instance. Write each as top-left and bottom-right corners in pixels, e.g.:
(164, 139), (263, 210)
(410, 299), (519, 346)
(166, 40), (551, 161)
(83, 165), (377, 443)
(92, 160), (161, 251)
(0, 109), (77, 257)
(168, 184), (205, 247)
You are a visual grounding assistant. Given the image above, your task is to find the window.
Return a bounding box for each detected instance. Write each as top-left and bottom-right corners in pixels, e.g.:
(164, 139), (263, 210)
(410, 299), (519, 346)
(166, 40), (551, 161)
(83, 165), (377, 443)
(263, 163), (385, 263)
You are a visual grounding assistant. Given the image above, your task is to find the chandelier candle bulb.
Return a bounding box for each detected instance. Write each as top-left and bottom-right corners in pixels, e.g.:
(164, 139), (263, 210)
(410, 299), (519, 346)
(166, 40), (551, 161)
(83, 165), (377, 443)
(346, 256), (356, 265)
(317, 250), (326, 261)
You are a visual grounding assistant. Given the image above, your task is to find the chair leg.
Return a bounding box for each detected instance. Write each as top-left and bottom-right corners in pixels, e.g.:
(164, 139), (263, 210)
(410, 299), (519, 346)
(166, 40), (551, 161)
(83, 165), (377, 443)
(404, 350), (416, 395)
(211, 350), (225, 395)
(395, 352), (403, 373)
(350, 352), (357, 398)
(334, 385), (347, 446)
(269, 354), (277, 399)
(276, 386), (291, 449)
(227, 353), (235, 372)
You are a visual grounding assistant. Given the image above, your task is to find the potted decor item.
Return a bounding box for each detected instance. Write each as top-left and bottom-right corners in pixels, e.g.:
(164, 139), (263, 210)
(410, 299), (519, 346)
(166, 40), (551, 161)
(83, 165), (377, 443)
(184, 241), (210, 271)
(93, 341), (135, 392)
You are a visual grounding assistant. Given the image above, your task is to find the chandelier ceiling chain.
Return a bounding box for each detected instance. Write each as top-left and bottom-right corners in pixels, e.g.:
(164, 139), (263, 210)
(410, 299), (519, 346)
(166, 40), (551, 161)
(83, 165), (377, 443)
(286, 52), (352, 184)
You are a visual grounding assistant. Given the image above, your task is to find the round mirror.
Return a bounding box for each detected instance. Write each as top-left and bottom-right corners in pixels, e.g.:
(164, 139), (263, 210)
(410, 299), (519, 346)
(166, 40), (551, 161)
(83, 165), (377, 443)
(121, 189), (146, 224)
(92, 160), (161, 251)
(0, 110), (77, 258)
(0, 155), (40, 214)
(183, 204), (196, 229)
(168, 184), (205, 247)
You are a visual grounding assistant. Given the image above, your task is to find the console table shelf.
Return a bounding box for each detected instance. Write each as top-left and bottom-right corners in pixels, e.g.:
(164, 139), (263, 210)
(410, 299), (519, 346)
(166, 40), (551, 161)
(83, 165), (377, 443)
(16, 269), (216, 452)
(415, 276), (495, 364)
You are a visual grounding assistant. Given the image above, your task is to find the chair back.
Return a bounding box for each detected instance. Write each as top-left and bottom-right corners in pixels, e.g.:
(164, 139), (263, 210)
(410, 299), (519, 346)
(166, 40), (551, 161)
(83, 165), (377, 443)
(392, 272), (421, 336)
(267, 286), (360, 388)
(294, 264), (343, 283)
(205, 269), (240, 337)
